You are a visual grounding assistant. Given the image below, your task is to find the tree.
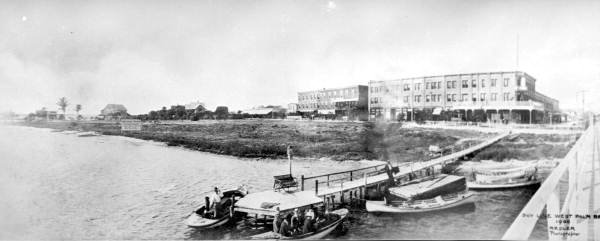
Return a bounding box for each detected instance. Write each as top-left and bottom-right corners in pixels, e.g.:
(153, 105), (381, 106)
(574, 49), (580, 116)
(57, 97), (68, 120)
(75, 104), (82, 119)
(215, 106), (229, 119)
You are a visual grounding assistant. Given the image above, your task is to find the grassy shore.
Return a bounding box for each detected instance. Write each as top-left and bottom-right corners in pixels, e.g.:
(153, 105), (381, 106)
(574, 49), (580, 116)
(18, 120), (492, 161)
(471, 133), (580, 161)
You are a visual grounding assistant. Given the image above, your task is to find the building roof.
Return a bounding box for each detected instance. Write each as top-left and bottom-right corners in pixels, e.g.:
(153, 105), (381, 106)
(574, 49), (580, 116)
(369, 71), (532, 84)
(298, 85), (367, 94)
(185, 101), (205, 110)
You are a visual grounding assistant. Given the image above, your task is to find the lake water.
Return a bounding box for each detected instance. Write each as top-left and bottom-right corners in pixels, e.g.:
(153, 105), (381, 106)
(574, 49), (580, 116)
(0, 125), (550, 239)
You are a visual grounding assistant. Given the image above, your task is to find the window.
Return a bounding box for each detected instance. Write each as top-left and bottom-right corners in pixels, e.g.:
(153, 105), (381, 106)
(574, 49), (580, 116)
(403, 84), (410, 91)
(472, 79), (477, 88)
(447, 94), (452, 102)
(452, 81), (457, 89)
(491, 79), (496, 87)
(503, 92), (510, 101)
(452, 94), (457, 102)
(462, 80), (468, 88)
(437, 94), (441, 102)
(480, 93), (486, 101)
(447, 81), (452, 89)
(403, 96), (409, 103)
(462, 94), (468, 102)
(426, 95), (430, 102)
(481, 79), (486, 88)
(438, 81), (442, 89)
(472, 94), (477, 102)
(491, 93), (497, 101)
(503, 78), (509, 87)
(414, 95), (421, 102)
(426, 82), (430, 89)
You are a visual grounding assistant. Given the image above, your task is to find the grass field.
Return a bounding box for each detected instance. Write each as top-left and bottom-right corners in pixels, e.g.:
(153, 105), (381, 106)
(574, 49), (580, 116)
(19, 119), (493, 161)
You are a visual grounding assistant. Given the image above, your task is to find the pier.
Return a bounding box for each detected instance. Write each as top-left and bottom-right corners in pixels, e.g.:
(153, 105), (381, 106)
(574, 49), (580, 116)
(296, 131), (510, 206)
(503, 117), (599, 240)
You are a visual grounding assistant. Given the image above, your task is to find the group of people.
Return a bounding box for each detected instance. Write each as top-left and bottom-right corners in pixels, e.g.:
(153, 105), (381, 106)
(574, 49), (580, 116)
(272, 205), (333, 237)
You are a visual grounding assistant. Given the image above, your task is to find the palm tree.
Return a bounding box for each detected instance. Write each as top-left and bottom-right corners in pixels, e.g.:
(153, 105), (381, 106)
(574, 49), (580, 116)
(57, 97), (68, 120)
(75, 104), (82, 119)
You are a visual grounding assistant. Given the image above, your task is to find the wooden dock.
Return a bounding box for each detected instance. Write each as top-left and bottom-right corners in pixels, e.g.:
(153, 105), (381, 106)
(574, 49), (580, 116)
(296, 131), (510, 205)
(502, 117), (598, 240)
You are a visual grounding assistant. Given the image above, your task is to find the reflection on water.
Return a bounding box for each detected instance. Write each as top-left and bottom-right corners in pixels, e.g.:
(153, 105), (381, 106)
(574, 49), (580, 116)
(0, 125), (549, 239)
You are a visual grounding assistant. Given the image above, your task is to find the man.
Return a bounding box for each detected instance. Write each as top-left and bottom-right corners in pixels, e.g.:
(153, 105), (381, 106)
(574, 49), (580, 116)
(209, 187), (222, 217)
(279, 214), (291, 236)
(290, 208), (300, 234)
(272, 207), (281, 234)
(302, 208), (315, 234)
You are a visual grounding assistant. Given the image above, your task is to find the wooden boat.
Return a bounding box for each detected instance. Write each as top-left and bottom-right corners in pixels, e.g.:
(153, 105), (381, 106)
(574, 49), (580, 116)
(366, 191), (474, 213)
(185, 189), (247, 228)
(249, 208), (349, 240)
(468, 164), (540, 189)
(387, 174), (467, 201)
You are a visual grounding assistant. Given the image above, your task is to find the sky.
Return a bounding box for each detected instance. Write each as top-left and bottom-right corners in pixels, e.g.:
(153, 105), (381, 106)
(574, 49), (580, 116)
(0, 0), (599, 115)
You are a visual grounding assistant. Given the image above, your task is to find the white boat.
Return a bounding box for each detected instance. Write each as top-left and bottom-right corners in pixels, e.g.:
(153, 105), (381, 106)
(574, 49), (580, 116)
(77, 131), (100, 137)
(467, 179), (541, 189)
(250, 208), (348, 240)
(366, 191), (474, 213)
(468, 164), (540, 189)
(185, 189), (247, 228)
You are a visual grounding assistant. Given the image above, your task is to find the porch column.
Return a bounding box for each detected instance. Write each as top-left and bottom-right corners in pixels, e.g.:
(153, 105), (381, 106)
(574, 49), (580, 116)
(529, 109), (532, 124)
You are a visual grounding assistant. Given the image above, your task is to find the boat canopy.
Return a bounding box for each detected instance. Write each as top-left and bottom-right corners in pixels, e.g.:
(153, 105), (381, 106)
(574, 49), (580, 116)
(234, 190), (323, 216)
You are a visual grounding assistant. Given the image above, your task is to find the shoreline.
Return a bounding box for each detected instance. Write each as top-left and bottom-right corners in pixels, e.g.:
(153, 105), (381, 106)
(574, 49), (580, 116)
(14, 120), (493, 162)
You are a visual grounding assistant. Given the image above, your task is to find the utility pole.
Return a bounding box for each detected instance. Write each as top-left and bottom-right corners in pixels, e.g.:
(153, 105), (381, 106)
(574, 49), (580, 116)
(576, 90), (588, 114)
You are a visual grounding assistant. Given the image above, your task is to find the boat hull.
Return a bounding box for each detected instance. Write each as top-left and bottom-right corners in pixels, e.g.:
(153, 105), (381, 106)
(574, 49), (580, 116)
(467, 180), (541, 190)
(185, 212), (230, 228)
(366, 193), (474, 213)
(250, 208), (348, 240)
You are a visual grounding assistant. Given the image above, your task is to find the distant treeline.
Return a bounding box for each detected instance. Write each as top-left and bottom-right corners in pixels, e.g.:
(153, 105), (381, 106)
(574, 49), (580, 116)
(133, 105), (230, 121)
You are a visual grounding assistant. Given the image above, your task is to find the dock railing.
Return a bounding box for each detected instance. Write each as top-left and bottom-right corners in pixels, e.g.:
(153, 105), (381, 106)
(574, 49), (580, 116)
(300, 163), (388, 192)
(501, 117), (594, 240)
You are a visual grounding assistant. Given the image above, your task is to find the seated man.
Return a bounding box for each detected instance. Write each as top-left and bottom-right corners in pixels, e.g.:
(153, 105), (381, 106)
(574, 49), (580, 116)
(290, 208), (300, 235)
(272, 207), (281, 234)
(279, 214), (292, 236)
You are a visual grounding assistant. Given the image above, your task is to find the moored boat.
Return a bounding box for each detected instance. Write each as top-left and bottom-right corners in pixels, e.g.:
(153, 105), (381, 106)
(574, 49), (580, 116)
(366, 191), (474, 213)
(249, 208), (349, 240)
(467, 164), (540, 189)
(185, 188), (247, 228)
(77, 131), (100, 137)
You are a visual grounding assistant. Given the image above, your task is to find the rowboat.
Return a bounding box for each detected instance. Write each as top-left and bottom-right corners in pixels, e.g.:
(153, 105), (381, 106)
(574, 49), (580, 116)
(366, 191), (474, 213)
(185, 189), (247, 228)
(249, 208), (349, 240)
(77, 131), (100, 137)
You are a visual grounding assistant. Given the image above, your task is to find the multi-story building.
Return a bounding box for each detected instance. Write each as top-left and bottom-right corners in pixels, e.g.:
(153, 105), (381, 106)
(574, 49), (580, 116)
(298, 85), (369, 120)
(369, 71), (560, 124)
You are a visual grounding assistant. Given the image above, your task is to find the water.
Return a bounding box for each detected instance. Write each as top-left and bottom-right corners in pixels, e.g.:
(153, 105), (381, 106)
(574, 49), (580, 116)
(0, 125), (548, 239)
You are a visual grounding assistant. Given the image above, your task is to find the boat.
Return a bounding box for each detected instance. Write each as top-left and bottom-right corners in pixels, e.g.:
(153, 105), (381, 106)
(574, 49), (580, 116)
(387, 174), (467, 201)
(77, 131), (100, 137)
(185, 188), (247, 228)
(467, 164), (540, 189)
(249, 208), (349, 240)
(366, 191), (474, 213)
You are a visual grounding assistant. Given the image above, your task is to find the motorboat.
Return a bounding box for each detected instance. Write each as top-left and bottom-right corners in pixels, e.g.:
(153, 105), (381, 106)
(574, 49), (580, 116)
(249, 208), (348, 240)
(467, 166), (540, 189)
(366, 191), (474, 213)
(467, 164), (540, 189)
(185, 188), (247, 228)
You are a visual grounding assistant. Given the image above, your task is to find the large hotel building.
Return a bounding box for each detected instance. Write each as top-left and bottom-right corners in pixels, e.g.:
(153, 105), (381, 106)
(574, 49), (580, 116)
(297, 85), (369, 120)
(368, 71), (560, 124)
